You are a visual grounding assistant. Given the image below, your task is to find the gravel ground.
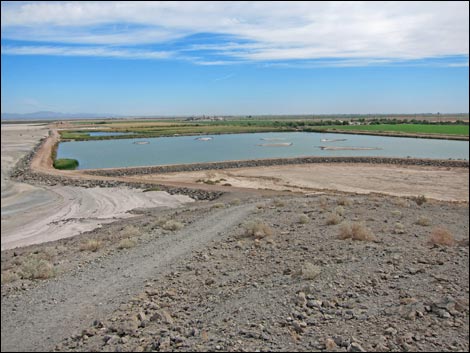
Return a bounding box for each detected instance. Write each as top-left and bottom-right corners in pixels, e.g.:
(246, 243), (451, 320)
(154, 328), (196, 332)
(2, 193), (468, 352)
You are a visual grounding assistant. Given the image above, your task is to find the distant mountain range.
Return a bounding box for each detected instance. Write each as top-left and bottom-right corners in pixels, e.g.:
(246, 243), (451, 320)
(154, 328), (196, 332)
(1, 111), (121, 120)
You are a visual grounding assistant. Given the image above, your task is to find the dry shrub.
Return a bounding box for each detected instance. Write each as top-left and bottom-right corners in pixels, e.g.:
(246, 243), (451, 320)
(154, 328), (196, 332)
(118, 238), (137, 249)
(79, 239), (102, 252)
(212, 202), (225, 209)
(393, 198), (410, 208)
(298, 214), (309, 224)
(414, 195), (427, 206)
(416, 216), (431, 226)
(273, 199), (286, 208)
(162, 220), (183, 231)
(429, 227), (455, 246)
(244, 219), (273, 238)
(339, 222), (376, 241)
(337, 197), (352, 206)
(326, 212), (342, 225)
(19, 256), (54, 280)
(393, 222), (405, 234)
(1, 271), (19, 284)
(334, 206), (345, 216)
(391, 210), (402, 218)
(230, 198), (241, 206)
(120, 225), (140, 237)
(319, 196), (328, 209)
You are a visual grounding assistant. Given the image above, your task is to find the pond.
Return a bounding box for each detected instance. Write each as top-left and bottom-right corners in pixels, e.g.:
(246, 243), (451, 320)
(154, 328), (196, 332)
(57, 132), (469, 170)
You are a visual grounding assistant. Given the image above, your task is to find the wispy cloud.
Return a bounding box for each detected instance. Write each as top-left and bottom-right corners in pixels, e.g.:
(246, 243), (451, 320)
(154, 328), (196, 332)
(1, 1), (468, 66)
(212, 73), (235, 82)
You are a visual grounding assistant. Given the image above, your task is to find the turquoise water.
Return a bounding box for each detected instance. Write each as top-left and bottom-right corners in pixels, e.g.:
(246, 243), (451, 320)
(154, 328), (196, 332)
(57, 132), (469, 170)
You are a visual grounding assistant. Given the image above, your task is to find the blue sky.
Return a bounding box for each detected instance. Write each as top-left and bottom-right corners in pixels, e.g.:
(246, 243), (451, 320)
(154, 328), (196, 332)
(1, 1), (469, 115)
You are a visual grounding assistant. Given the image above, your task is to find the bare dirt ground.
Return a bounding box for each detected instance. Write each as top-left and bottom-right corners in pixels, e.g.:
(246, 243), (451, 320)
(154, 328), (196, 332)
(134, 164), (469, 202)
(1, 125), (192, 250)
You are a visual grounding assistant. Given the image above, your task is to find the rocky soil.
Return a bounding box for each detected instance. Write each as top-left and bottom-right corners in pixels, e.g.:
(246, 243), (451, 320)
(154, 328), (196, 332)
(2, 193), (468, 352)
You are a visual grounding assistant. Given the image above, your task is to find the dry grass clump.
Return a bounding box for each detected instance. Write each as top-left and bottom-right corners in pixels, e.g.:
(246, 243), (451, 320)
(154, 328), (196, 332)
(19, 256), (55, 280)
(1, 270), (19, 284)
(334, 206), (345, 216)
(391, 210), (402, 218)
(338, 221), (376, 241)
(79, 239), (102, 252)
(212, 202), (225, 209)
(416, 216), (431, 226)
(273, 199), (286, 208)
(244, 219), (273, 239)
(298, 214), (309, 224)
(429, 227), (455, 246)
(326, 212), (342, 225)
(319, 196), (328, 209)
(230, 198), (241, 206)
(120, 225), (140, 237)
(393, 198), (410, 208)
(118, 238), (137, 249)
(414, 195), (427, 206)
(162, 220), (183, 231)
(337, 196), (353, 206)
(393, 222), (405, 234)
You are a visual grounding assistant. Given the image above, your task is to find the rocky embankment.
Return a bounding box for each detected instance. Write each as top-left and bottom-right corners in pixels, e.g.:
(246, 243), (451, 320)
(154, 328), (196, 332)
(9, 137), (222, 201)
(86, 156), (469, 177)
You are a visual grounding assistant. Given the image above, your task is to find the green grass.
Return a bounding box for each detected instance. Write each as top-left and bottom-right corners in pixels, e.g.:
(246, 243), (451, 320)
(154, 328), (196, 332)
(53, 158), (79, 170)
(324, 124), (469, 136)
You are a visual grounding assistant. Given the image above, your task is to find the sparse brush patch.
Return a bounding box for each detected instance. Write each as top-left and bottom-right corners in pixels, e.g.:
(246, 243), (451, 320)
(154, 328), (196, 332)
(393, 198), (410, 208)
(298, 214), (309, 224)
(256, 204), (265, 209)
(118, 238), (137, 249)
(334, 206), (345, 216)
(429, 227), (455, 246)
(393, 222), (405, 234)
(337, 197), (352, 206)
(416, 216), (431, 226)
(155, 217), (168, 226)
(79, 239), (102, 252)
(339, 222), (376, 241)
(391, 210), (402, 218)
(244, 219), (273, 239)
(326, 212), (342, 225)
(414, 195), (427, 206)
(319, 196), (328, 209)
(19, 256), (54, 280)
(273, 199), (286, 207)
(212, 202), (225, 209)
(230, 198), (241, 205)
(162, 220), (183, 231)
(1, 270), (19, 284)
(120, 225), (140, 238)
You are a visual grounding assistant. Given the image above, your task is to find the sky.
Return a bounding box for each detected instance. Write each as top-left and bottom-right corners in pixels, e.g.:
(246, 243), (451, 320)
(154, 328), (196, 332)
(1, 1), (469, 116)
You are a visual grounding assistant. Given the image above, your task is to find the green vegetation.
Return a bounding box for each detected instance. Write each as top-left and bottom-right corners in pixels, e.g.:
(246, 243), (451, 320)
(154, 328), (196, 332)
(325, 124), (469, 136)
(53, 158), (79, 170)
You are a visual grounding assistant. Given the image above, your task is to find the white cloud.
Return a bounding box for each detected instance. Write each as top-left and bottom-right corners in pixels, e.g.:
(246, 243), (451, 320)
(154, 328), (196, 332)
(1, 1), (468, 63)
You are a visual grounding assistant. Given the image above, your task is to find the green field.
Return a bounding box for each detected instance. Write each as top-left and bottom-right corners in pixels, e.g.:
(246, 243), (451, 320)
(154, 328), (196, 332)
(324, 124), (469, 136)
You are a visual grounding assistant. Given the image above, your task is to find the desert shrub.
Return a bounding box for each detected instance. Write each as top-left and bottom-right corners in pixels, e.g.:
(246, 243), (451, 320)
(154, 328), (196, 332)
(416, 216), (431, 226)
(162, 220), (183, 231)
(120, 225), (140, 237)
(298, 214), (309, 224)
(212, 202), (225, 209)
(244, 219), (273, 238)
(79, 239), (102, 252)
(118, 238), (137, 249)
(337, 197), (352, 206)
(393, 198), (410, 208)
(334, 206), (345, 216)
(273, 199), (286, 207)
(326, 212), (342, 225)
(319, 196), (328, 209)
(339, 222), (376, 241)
(19, 256), (54, 280)
(429, 227), (455, 246)
(391, 210), (402, 218)
(230, 198), (241, 205)
(414, 195), (427, 206)
(393, 222), (405, 234)
(1, 271), (19, 284)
